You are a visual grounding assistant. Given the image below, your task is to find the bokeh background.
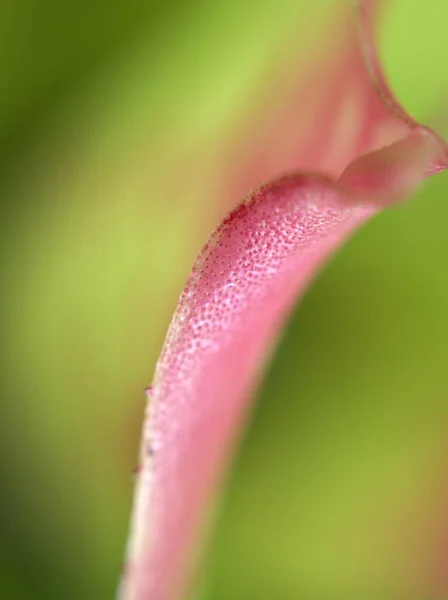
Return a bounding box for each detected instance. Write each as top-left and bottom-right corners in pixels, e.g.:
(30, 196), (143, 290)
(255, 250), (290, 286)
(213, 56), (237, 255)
(2, 1), (448, 598)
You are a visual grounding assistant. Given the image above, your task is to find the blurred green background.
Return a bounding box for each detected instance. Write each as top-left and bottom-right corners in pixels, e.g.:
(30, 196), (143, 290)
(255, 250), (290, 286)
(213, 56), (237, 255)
(2, 0), (448, 598)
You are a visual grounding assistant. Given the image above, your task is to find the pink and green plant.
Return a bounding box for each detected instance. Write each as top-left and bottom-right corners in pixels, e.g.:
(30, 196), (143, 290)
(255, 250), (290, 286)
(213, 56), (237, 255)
(119, 2), (448, 599)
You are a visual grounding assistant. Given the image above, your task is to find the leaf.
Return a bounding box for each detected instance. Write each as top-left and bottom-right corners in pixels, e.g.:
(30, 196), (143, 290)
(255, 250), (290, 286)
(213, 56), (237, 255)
(119, 2), (448, 599)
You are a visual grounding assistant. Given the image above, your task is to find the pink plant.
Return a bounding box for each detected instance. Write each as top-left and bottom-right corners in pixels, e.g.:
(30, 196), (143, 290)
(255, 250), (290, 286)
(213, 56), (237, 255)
(119, 2), (448, 599)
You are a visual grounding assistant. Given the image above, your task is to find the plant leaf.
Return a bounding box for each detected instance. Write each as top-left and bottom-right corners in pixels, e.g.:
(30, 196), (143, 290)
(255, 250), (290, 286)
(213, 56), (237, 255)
(119, 2), (448, 599)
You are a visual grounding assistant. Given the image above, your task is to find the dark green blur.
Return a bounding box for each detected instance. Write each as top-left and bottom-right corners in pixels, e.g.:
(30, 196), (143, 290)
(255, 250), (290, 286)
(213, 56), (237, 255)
(2, 1), (448, 599)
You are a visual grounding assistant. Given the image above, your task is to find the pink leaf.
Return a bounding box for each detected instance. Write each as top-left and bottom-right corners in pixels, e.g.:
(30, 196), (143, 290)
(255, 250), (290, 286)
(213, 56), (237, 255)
(119, 3), (448, 599)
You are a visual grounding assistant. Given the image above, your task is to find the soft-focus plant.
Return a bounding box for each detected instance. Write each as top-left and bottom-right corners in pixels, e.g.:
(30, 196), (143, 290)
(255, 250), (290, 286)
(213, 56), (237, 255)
(120, 2), (448, 600)
(3, 1), (448, 599)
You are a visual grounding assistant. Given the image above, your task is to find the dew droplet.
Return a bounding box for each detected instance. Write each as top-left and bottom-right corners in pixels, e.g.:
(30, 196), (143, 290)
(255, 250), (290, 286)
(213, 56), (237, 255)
(146, 441), (155, 457)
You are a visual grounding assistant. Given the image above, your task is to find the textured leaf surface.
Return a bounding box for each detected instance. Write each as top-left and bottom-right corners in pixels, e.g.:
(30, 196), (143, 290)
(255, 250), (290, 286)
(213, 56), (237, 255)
(120, 2), (448, 599)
